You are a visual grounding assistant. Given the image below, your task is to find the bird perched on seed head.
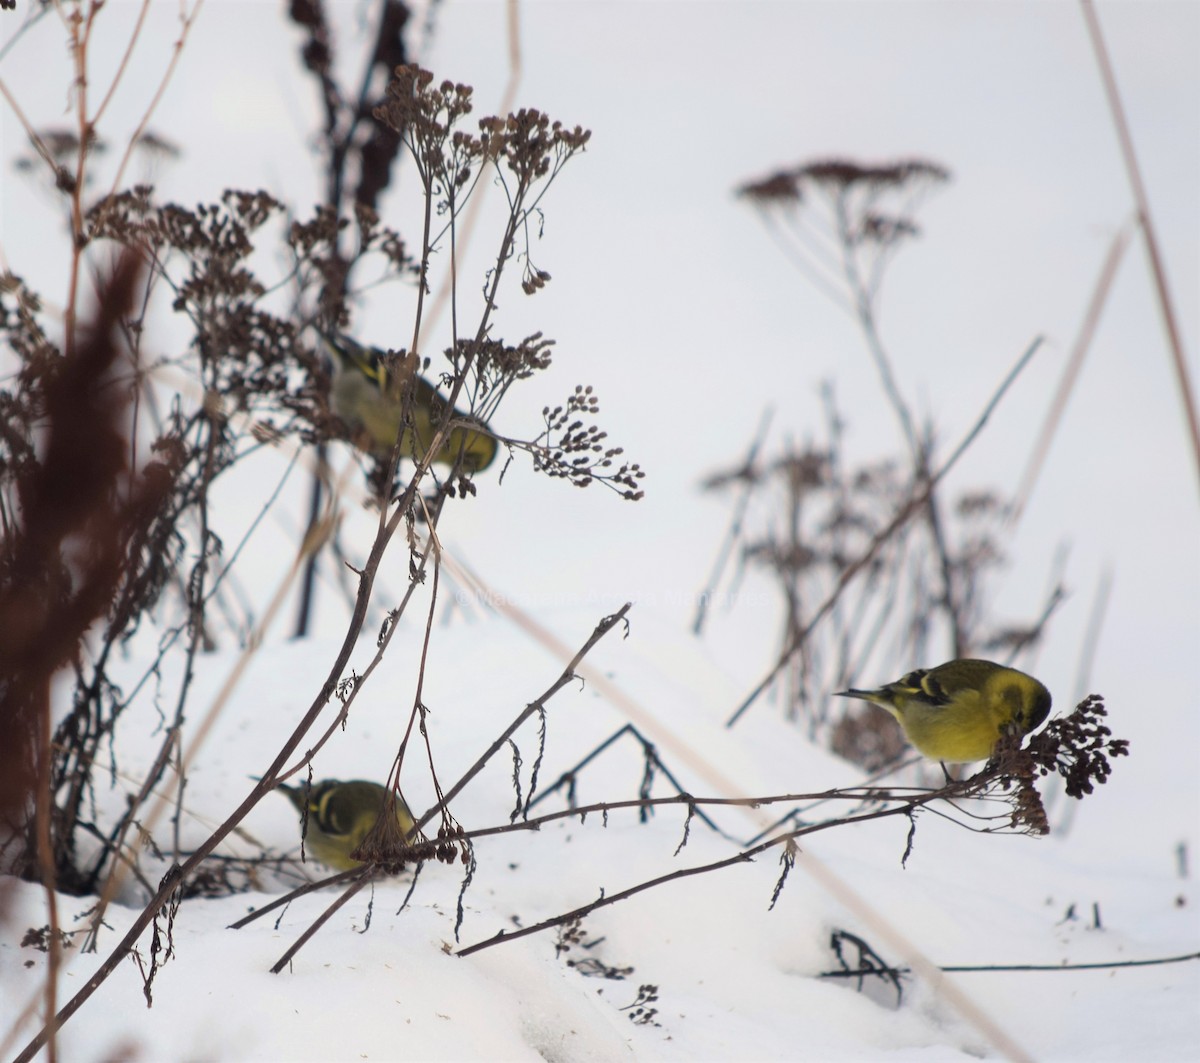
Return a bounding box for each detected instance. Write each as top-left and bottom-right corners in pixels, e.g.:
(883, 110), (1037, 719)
(835, 658), (1052, 762)
(321, 333), (497, 473)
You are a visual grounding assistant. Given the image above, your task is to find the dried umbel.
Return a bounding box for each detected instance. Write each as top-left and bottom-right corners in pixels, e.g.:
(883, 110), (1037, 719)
(993, 694), (1129, 834)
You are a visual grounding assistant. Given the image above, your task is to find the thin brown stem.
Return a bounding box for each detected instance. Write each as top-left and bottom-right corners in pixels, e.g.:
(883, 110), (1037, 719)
(727, 337), (1043, 727)
(1081, 0), (1200, 491)
(229, 780), (938, 934)
(269, 875), (373, 974)
(693, 406), (773, 635)
(14, 478), (418, 1063)
(1010, 219), (1133, 523)
(456, 793), (950, 959)
(412, 604), (633, 833)
(252, 604), (633, 971)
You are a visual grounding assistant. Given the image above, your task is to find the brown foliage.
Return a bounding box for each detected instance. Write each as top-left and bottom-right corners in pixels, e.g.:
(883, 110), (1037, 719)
(0, 253), (178, 885)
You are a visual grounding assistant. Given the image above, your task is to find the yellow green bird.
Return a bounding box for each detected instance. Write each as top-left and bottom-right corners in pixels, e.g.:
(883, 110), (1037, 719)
(835, 658), (1052, 762)
(278, 778), (416, 872)
(323, 333), (497, 473)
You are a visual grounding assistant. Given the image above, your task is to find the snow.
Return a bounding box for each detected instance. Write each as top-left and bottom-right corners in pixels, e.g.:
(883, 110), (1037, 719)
(4, 614), (1198, 1061)
(2, 0), (1199, 1060)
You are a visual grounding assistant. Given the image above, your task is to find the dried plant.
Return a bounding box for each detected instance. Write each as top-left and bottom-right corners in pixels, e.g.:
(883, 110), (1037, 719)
(0, 10), (1141, 1062)
(446, 690), (1128, 961)
(2, 14), (646, 1049)
(716, 156), (1062, 768)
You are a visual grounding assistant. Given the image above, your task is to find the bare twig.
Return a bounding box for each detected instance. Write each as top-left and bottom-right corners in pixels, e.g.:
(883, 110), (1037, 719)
(239, 604), (633, 970)
(455, 773), (995, 959)
(412, 604), (633, 832)
(823, 949), (1200, 978)
(269, 875), (374, 974)
(14, 466), (417, 1063)
(693, 406), (773, 635)
(1081, 0), (1200, 491)
(1010, 219), (1133, 523)
(727, 337), (1044, 727)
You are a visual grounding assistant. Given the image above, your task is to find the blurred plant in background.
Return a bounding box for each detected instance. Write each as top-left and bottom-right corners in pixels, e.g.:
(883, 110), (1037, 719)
(706, 159), (1063, 768)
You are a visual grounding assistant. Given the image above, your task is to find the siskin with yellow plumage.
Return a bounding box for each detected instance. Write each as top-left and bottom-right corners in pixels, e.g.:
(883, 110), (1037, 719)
(322, 333), (497, 473)
(835, 658), (1052, 762)
(278, 778), (416, 872)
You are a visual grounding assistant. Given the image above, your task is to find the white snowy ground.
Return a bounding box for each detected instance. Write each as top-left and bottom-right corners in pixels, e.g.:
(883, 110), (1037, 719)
(2, 604), (1196, 1061)
(1, 0), (1198, 1059)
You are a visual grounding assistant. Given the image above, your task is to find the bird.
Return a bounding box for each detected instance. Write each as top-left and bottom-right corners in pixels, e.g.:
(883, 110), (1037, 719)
(277, 778), (416, 872)
(321, 333), (498, 473)
(834, 658), (1052, 762)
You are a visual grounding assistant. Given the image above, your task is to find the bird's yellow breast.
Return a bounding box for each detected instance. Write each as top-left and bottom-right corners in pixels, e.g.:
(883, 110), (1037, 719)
(885, 687), (1009, 762)
(837, 659), (1051, 763)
